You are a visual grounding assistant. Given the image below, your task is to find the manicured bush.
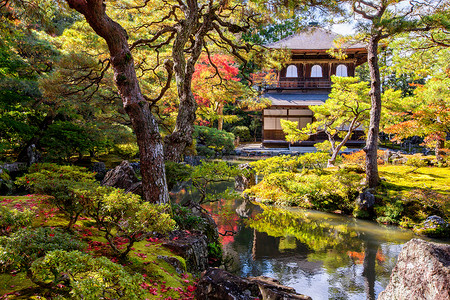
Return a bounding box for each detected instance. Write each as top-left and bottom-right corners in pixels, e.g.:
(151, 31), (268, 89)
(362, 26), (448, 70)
(246, 167), (363, 212)
(231, 126), (251, 142)
(16, 163), (97, 229)
(0, 206), (34, 236)
(0, 227), (86, 272)
(77, 186), (175, 259)
(250, 155), (300, 177)
(193, 125), (235, 157)
(30, 250), (145, 299)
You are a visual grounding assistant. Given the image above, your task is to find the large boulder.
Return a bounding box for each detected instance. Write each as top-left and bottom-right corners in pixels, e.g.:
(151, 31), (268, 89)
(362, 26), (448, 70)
(101, 161), (142, 196)
(195, 268), (312, 300)
(162, 230), (209, 273)
(378, 239), (450, 300)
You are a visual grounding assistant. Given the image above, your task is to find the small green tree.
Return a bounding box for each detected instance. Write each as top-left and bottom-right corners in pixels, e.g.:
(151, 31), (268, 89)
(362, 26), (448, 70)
(16, 163), (97, 229)
(77, 186), (175, 259)
(281, 76), (371, 167)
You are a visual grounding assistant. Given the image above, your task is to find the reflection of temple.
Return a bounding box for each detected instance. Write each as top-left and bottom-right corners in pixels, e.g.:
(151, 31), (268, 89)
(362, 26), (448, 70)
(262, 28), (368, 147)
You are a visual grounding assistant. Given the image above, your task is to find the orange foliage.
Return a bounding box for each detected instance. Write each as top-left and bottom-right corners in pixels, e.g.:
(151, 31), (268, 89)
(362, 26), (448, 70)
(342, 150), (386, 166)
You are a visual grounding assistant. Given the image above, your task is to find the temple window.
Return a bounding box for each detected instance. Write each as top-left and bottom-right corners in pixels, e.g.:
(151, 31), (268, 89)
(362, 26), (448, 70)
(336, 64), (348, 77)
(286, 65), (298, 78)
(311, 65), (322, 77)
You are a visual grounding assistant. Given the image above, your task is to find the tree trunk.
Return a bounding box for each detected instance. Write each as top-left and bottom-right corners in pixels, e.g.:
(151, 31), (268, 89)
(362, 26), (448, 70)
(164, 5), (214, 162)
(435, 136), (445, 161)
(217, 103), (224, 131)
(364, 36), (382, 188)
(66, 0), (169, 204)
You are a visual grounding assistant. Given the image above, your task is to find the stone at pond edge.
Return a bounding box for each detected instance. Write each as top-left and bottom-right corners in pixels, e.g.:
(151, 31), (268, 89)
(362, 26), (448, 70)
(235, 163), (256, 192)
(413, 215), (450, 238)
(195, 268), (312, 300)
(356, 188), (375, 211)
(162, 230), (208, 273)
(378, 238), (450, 300)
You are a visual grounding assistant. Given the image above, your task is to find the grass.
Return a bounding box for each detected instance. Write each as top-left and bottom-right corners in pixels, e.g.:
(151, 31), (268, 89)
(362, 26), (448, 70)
(379, 165), (450, 194)
(0, 195), (197, 299)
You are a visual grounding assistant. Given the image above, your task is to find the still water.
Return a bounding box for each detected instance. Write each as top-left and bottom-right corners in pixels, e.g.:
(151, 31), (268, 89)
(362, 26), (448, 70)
(173, 176), (446, 300)
(201, 197), (446, 300)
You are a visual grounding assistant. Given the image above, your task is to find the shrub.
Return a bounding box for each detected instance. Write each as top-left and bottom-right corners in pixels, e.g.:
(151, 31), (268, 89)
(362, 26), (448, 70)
(231, 126), (251, 142)
(190, 161), (239, 204)
(342, 149), (386, 167)
(0, 206), (34, 236)
(406, 154), (428, 169)
(250, 155), (300, 177)
(193, 126), (234, 157)
(113, 143), (139, 160)
(375, 201), (404, 224)
(246, 167), (363, 212)
(207, 242), (223, 267)
(40, 121), (109, 162)
(0, 227), (86, 272)
(172, 204), (204, 231)
(78, 186), (175, 259)
(297, 152), (330, 170)
(30, 250), (145, 299)
(16, 163), (97, 229)
(165, 161), (192, 191)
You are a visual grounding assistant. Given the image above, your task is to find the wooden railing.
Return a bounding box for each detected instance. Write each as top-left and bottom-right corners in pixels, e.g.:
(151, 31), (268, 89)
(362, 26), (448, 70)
(265, 80), (332, 89)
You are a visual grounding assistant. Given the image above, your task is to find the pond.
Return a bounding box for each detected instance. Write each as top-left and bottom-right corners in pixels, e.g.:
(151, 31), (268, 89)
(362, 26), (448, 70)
(172, 175), (447, 300)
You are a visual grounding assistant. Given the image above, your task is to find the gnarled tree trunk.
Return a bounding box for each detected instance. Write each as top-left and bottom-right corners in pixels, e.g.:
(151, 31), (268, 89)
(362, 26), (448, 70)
(66, 0), (169, 203)
(364, 36), (382, 188)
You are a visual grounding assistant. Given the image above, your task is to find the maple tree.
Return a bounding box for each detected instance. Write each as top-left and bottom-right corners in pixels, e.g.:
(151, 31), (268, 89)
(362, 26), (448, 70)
(192, 54), (247, 130)
(383, 76), (450, 160)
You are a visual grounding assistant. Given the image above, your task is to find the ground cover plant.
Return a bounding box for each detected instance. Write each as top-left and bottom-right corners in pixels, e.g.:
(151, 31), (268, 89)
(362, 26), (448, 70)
(0, 164), (198, 299)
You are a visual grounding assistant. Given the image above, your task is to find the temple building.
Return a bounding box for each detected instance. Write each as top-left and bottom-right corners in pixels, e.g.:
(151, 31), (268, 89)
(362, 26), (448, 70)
(262, 27), (368, 147)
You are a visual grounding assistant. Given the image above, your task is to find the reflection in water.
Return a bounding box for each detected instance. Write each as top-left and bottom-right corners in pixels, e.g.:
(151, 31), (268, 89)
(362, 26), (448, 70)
(201, 198), (433, 300)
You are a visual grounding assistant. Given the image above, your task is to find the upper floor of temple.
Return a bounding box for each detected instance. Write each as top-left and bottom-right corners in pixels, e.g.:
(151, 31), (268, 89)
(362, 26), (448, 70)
(265, 28), (367, 92)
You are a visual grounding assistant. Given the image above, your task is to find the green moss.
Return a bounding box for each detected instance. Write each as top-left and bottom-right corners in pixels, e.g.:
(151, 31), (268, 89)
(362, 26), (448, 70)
(378, 166), (450, 194)
(0, 273), (37, 297)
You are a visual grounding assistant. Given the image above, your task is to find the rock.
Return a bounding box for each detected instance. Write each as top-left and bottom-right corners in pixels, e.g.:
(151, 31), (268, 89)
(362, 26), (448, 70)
(91, 162), (107, 181)
(26, 144), (40, 165)
(102, 160), (139, 191)
(378, 239), (450, 300)
(126, 181), (143, 197)
(162, 230), (209, 273)
(356, 188), (375, 210)
(157, 255), (185, 274)
(0, 162), (27, 174)
(195, 268), (312, 300)
(392, 157), (408, 165)
(413, 215), (450, 238)
(235, 163), (256, 191)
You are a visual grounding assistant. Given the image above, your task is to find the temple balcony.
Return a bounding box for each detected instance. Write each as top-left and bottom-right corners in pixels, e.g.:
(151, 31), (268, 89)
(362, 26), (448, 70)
(264, 78), (332, 91)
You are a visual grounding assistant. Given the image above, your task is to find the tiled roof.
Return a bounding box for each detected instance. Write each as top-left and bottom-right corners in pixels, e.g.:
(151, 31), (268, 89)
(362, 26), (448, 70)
(264, 93), (328, 106)
(266, 27), (366, 50)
